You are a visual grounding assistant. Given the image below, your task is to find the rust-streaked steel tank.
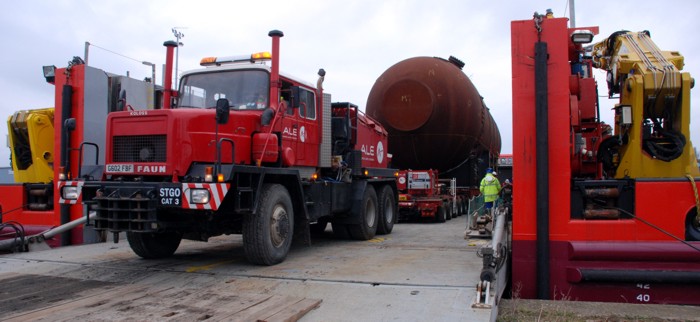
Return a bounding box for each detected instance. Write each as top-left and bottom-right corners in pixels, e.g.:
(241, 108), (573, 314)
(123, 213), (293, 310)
(366, 56), (501, 186)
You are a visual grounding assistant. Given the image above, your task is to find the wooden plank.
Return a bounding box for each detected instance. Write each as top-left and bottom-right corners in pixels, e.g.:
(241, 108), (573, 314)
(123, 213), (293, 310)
(0, 273), (320, 322)
(57, 285), (183, 321)
(82, 286), (222, 321)
(227, 295), (300, 322)
(154, 292), (271, 321)
(263, 298), (323, 322)
(0, 274), (114, 317)
(2, 285), (153, 322)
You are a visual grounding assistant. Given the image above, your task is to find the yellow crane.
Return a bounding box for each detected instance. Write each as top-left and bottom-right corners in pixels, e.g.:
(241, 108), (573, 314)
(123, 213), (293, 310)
(591, 30), (699, 178)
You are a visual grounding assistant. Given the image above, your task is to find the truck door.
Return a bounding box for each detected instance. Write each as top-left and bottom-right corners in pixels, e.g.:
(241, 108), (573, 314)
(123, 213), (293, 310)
(279, 93), (300, 166)
(278, 85), (319, 167)
(295, 88), (319, 166)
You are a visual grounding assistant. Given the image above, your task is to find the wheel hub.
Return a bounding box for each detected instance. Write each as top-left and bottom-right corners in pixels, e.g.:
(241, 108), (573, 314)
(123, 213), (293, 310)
(270, 205), (289, 247)
(384, 196), (394, 223)
(366, 198), (376, 227)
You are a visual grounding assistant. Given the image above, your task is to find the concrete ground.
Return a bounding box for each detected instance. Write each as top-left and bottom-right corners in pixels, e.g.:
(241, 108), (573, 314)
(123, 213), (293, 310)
(2, 215), (697, 321)
(0, 216), (495, 321)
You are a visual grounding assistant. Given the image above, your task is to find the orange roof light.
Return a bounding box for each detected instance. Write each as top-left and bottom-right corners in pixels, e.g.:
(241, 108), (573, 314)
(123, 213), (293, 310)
(200, 52), (272, 66)
(200, 57), (217, 66)
(251, 52), (272, 60)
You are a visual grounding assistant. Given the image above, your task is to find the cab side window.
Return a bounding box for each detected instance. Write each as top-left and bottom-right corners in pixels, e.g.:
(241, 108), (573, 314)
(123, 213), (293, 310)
(280, 80), (295, 115)
(299, 88), (316, 120)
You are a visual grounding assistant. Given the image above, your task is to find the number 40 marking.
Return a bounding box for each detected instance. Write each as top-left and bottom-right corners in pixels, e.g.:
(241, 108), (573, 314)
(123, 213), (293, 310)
(636, 294), (650, 302)
(635, 284), (651, 302)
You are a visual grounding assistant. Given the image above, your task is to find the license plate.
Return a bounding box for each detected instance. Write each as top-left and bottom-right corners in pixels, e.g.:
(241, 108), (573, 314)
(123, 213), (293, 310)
(105, 164), (134, 173)
(399, 195), (407, 201)
(158, 185), (182, 207)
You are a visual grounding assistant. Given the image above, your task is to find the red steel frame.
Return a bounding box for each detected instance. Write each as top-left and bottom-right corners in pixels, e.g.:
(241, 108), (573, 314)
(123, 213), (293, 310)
(0, 65), (90, 247)
(511, 17), (700, 304)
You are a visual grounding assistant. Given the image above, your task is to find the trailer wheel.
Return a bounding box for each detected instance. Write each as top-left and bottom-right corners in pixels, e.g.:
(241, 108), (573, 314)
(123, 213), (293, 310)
(456, 200), (464, 216)
(348, 185), (378, 240)
(686, 210), (700, 241)
(243, 184), (294, 265)
(127, 231), (182, 259)
(377, 185), (397, 235)
(435, 206), (446, 223)
(445, 202), (452, 221)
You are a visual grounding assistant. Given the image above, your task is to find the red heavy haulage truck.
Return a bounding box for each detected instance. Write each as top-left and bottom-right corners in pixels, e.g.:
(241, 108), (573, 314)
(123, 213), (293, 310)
(59, 30), (398, 265)
(396, 169), (467, 222)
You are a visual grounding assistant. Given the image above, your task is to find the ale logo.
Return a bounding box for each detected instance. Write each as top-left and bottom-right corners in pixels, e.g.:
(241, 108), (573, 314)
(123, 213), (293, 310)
(377, 141), (384, 164)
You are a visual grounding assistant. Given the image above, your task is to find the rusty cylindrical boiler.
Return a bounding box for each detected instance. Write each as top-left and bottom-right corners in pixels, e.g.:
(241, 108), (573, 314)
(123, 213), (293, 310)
(366, 56), (501, 186)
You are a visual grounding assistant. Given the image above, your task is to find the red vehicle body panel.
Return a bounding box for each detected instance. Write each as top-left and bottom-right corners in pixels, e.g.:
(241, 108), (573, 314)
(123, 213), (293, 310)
(511, 17), (700, 304)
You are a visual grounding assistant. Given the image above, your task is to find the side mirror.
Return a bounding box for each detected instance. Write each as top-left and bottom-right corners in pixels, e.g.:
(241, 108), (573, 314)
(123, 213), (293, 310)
(261, 108), (275, 126)
(290, 86), (300, 109)
(216, 98), (230, 124)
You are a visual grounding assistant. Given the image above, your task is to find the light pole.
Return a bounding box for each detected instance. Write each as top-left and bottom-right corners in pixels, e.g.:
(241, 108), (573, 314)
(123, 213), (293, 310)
(142, 61), (156, 84)
(171, 27), (185, 89)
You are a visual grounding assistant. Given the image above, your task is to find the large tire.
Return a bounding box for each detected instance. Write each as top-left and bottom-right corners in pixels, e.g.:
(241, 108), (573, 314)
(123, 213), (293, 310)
(127, 231), (182, 259)
(435, 206), (446, 223)
(445, 202), (452, 221)
(348, 185), (378, 240)
(243, 184), (294, 265)
(377, 185), (397, 235)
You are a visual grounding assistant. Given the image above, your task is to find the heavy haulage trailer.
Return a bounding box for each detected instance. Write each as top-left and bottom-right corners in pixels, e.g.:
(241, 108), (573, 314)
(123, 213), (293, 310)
(396, 169), (468, 223)
(58, 30), (398, 265)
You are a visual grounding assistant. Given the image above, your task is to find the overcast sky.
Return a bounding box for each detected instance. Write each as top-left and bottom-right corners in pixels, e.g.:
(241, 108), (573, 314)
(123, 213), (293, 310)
(1, 0), (699, 168)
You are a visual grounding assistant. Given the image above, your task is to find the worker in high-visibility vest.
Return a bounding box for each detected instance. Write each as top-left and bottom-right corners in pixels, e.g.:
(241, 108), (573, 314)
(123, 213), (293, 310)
(479, 168), (501, 212)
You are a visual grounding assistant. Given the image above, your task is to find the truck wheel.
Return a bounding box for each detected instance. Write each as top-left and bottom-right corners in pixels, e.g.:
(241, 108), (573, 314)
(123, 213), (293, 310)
(127, 231), (182, 259)
(243, 184), (294, 265)
(686, 211), (700, 241)
(377, 185), (397, 235)
(435, 206), (446, 223)
(445, 202), (452, 221)
(348, 185), (378, 240)
(456, 201), (463, 216)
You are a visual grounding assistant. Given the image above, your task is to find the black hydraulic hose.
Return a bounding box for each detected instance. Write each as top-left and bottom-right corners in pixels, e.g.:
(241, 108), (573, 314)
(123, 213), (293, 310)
(60, 84), (73, 246)
(535, 41), (550, 300)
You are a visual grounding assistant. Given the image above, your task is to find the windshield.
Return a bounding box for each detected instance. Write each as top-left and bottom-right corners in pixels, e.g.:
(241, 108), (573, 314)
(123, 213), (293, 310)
(178, 69), (270, 110)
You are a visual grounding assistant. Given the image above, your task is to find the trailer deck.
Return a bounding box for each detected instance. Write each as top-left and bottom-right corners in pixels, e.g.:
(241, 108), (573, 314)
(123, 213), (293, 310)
(0, 218), (500, 321)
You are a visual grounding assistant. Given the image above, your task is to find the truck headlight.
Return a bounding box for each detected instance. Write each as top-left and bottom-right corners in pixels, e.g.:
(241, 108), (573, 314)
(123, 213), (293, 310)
(190, 189), (210, 204)
(62, 186), (80, 200)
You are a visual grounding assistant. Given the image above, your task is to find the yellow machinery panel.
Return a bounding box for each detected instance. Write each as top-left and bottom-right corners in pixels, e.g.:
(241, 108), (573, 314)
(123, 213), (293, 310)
(7, 108), (55, 183)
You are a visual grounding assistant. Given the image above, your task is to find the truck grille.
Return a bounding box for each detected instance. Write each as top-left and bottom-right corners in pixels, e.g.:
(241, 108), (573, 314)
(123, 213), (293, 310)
(112, 135), (167, 162)
(92, 195), (158, 232)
